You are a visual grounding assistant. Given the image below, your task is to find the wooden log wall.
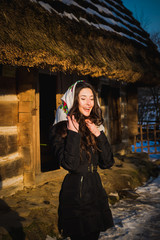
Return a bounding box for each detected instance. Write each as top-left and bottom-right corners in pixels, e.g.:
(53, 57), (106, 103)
(0, 66), (23, 197)
(0, 66), (40, 197)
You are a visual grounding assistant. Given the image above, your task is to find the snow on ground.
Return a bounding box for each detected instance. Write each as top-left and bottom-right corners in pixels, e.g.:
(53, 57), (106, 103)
(99, 175), (160, 240)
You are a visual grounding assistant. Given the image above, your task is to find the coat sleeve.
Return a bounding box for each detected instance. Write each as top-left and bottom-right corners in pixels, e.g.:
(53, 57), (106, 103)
(96, 131), (114, 169)
(51, 128), (81, 172)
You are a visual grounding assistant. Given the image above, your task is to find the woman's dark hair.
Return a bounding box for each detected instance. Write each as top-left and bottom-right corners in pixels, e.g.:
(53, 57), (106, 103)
(69, 81), (104, 162)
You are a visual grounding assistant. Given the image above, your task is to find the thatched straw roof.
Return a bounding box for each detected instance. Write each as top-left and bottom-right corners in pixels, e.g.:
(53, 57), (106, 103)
(0, 0), (160, 84)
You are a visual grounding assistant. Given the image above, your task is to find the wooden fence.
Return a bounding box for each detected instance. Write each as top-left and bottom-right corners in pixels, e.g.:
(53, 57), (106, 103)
(133, 123), (160, 154)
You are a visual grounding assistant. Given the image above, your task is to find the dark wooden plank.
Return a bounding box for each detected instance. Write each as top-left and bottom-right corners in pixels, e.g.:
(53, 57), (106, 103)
(0, 158), (23, 180)
(0, 135), (7, 156)
(0, 76), (16, 95)
(8, 135), (18, 154)
(0, 134), (18, 156)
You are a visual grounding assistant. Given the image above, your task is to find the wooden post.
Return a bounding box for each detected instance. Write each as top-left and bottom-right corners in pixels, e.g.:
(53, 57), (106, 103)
(17, 67), (40, 186)
(134, 135), (137, 153)
(154, 124), (157, 153)
(147, 124), (150, 154)
(140, 125), (143, 153)
(35, 82), (41, 174)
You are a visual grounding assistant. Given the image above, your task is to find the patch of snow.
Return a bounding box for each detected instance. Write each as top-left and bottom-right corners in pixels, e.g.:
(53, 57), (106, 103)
(99, 0), (132, 20)
(98, 23), (117, 32)
(86, 0), (142, 32)
(79, 17), (147, 46)
(118, 32), (147, 46)
(63, 11), (79, 21)
(39, 1), (53, 13)
(61, 0), (83, 9)
(80, 17), (100, 29)
(111, 0), (125, 9)
(85, 7), (146, 43)
(136, 176), (160, 194)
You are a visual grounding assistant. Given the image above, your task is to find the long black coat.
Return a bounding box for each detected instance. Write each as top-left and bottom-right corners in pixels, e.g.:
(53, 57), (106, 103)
(50, 121), (114, 238)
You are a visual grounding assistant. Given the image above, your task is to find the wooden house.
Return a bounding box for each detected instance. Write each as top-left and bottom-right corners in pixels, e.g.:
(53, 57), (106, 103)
(0, 0), (160, 197)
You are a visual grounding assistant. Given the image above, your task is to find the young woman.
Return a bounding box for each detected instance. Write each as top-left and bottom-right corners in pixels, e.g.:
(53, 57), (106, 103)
(50, 81), (114, 240)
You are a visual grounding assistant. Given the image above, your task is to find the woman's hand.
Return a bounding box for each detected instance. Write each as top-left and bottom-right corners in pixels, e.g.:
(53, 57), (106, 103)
(85, 119), (100, 137)
(67, 115), (79, 133)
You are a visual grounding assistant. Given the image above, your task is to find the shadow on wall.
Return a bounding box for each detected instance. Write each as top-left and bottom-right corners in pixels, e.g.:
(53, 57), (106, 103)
(0, 176), (26, 240)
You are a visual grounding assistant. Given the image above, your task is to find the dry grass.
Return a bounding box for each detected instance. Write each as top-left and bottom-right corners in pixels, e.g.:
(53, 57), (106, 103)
(99, 152), (159, 199)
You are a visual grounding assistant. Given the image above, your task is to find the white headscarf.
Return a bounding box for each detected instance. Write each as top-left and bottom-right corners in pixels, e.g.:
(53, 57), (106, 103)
(53, 80), (104, 132)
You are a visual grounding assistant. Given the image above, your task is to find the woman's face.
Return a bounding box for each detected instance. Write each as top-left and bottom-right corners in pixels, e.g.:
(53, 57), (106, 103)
(78, 88), (94, 116)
